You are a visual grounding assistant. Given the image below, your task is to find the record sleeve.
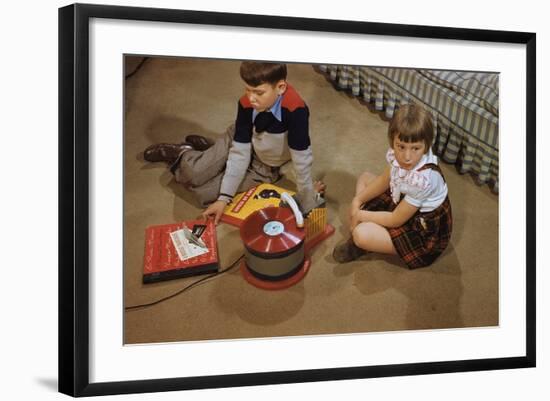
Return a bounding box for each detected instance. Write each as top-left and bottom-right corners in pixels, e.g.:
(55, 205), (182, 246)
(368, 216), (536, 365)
(221, 183), (295, 227)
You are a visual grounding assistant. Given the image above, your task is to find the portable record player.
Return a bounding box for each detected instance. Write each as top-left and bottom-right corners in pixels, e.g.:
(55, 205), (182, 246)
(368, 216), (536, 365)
(238, 191), (334, 290)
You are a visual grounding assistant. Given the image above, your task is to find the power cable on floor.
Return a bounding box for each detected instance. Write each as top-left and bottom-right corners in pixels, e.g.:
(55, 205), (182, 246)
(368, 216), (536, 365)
(125, 254), (244, 311)
(125, 57), (149, 79)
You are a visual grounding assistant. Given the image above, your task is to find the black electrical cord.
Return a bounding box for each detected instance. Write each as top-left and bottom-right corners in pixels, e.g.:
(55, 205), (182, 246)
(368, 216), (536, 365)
(125, 254), (244, 311)
(125, 57), (149, 79)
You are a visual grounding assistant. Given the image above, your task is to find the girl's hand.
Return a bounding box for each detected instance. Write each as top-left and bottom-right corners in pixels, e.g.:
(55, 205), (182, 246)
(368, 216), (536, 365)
(202, 200), (227, 225)
(350, 210), (361, 232)
(349, 197), (361, 224)
(350, 210), (370, 232)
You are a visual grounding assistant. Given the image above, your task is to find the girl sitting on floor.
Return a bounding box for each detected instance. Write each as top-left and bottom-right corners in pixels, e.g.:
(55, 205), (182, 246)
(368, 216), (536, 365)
(333, 103), (452, 269)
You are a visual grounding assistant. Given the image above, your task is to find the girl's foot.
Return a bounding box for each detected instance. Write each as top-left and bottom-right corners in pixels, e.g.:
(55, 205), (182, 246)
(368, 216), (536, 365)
(332, 238), (365, 263)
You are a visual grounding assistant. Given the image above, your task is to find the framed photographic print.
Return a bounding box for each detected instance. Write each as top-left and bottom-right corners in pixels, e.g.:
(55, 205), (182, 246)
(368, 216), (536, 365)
(58, 3), (536, 397)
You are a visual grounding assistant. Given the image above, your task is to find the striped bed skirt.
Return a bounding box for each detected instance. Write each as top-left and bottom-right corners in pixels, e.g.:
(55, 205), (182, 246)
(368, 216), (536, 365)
(318, 65), (499, 193)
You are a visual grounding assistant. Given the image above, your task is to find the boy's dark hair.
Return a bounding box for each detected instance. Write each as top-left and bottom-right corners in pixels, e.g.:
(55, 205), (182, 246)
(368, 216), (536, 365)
(240, 62), (287, 87)
(388, 103), (434, 152)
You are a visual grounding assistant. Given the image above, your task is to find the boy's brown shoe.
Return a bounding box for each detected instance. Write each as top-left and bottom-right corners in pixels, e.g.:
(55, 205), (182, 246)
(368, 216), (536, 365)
(332, 238), (365, 263)
(143, 143), (193, 164)
(185, 134), (214, 151)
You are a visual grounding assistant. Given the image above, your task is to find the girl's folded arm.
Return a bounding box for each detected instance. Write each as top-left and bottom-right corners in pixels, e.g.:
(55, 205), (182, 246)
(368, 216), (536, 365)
(355, 166), (391, 205)
(359, 199), (419, 228)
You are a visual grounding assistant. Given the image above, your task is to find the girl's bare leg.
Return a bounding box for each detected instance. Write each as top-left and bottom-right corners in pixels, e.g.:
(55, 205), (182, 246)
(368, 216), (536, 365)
(333, 172), (393, 263)
(355, 171), (377, 197)
(353, 222), (397, 255)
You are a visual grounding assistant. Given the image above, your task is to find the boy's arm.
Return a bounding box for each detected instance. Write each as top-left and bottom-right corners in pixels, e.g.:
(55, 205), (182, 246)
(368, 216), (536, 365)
(286, 106), (318, 212)
(287, 107), (313, 192)
(289, 147), (318, 213)
(217, 100), (253, 204)
(217, 142), (251, 203)
(289, 147), (314, 194)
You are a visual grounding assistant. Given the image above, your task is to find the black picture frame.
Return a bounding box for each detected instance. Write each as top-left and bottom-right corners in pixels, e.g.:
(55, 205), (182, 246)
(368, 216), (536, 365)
(58, 3), (536, 397)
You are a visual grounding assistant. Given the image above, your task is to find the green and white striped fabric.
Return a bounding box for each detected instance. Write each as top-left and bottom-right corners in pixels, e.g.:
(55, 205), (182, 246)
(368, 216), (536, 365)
(319, 65), (499, 193)
(417, 70), (499, 117)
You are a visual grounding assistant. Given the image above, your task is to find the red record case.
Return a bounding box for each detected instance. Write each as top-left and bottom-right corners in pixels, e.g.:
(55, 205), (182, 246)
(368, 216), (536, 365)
(142, 219), (219, 283)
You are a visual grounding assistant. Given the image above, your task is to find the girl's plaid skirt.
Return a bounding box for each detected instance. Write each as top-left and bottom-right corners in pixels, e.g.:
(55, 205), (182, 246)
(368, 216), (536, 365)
(363, 189), (453, 269)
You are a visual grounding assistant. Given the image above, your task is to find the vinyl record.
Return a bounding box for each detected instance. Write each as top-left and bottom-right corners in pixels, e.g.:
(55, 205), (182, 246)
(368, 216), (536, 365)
(240, 206), (305, 258)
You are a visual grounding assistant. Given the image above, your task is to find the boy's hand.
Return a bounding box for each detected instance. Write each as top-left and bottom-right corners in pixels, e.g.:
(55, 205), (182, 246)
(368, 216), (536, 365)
(313, 180), (326, 195)
(295, 189), (324, 214)
(202, 200), (227, 225)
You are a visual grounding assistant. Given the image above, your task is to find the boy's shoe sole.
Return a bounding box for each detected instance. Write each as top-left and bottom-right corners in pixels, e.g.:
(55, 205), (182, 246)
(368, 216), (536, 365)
(143, 142), (193, 163)
(185, 134), (214, 151)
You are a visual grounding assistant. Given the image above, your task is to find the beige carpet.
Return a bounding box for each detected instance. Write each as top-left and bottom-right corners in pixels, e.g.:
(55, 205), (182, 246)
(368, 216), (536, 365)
(123, 57), (498, 344)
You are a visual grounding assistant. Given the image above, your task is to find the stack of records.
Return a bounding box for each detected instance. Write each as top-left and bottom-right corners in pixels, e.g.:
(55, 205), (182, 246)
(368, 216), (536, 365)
(142, 219), (218, 283)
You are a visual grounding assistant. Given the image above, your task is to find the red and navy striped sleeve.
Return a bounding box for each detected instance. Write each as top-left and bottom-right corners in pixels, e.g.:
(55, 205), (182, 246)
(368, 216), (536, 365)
(234, 96), (253, 143)
(282, 85), (310, 150)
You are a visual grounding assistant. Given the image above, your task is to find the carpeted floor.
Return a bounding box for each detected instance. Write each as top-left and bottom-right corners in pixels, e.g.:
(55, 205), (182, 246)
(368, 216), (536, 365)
(123, 57), (498, 344)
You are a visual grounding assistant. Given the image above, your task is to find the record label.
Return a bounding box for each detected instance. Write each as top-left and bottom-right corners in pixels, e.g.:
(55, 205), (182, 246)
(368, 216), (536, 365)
(263, 221), (285, 236)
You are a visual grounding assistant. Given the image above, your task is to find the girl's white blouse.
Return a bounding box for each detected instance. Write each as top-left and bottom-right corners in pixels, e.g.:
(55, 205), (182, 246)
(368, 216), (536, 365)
(386, 148), (448, 212)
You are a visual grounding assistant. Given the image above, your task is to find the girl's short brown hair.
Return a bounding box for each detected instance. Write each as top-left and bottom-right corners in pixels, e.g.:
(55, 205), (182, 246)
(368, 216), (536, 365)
(388, 104), (434, 152)
(240, 62), (287, 87)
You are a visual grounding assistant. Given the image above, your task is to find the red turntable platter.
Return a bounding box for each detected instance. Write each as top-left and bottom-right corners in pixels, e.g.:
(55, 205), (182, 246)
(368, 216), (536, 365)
(240, 206), (305, 257)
